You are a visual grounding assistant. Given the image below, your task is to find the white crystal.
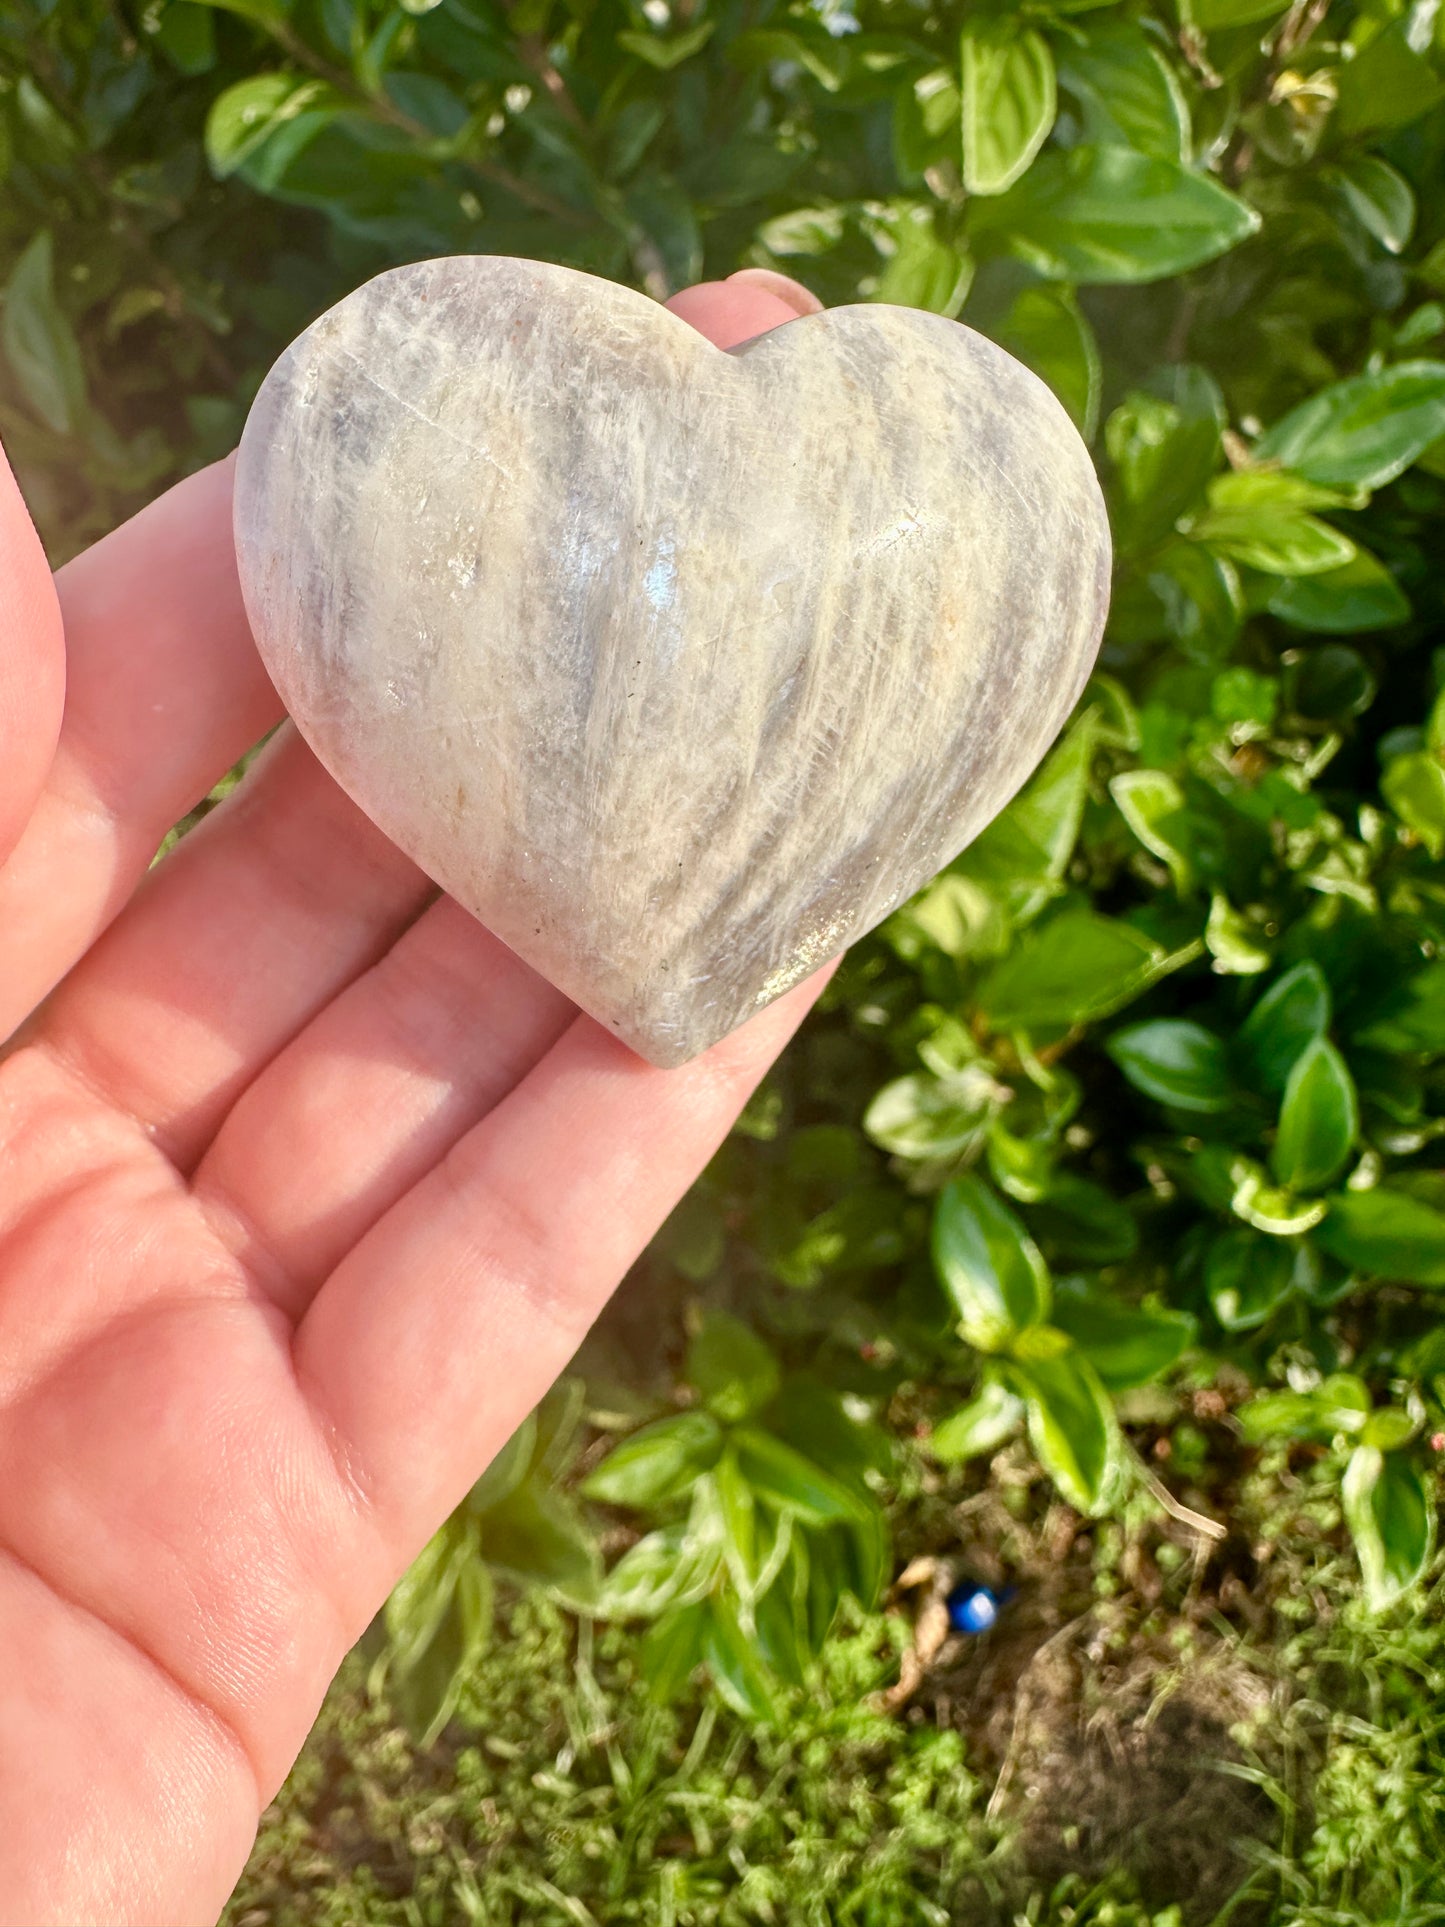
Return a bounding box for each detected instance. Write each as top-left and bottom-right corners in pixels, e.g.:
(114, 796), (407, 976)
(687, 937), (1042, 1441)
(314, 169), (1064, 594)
(233, 255), (1110, 1066)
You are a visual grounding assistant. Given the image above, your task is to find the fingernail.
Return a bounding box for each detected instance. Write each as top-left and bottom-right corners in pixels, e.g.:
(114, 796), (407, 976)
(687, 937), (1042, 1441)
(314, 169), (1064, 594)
(726, 268), (824, 317)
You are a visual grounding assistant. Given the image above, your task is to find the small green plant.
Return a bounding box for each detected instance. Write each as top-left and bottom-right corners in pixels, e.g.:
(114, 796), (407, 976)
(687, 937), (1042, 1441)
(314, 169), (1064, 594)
(373, 1380), (599, 1742)
(582, 1309), (892, 1718)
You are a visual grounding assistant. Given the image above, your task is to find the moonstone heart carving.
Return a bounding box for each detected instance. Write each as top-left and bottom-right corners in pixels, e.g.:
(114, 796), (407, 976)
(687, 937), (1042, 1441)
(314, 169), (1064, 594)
(233, 256), (1110, 1066)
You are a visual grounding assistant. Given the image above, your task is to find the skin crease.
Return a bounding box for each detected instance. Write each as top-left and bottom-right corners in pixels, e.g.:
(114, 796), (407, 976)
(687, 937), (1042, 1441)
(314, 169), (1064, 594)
(0, 269), (832, 1927)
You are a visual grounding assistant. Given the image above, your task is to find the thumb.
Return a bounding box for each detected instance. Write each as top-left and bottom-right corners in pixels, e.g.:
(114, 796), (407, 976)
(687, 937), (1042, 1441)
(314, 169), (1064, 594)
(0, 444), (64, 863)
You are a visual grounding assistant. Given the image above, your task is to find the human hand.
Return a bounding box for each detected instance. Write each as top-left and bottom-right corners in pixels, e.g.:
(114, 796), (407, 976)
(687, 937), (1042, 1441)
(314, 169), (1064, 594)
(0, 267), (827, 1926)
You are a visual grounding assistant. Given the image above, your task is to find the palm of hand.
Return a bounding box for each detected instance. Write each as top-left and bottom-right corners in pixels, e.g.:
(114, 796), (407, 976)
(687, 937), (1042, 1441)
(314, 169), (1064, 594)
(0, 276), (822, 1926)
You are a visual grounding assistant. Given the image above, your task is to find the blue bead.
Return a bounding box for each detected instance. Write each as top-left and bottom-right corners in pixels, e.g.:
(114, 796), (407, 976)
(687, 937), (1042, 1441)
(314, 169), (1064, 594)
(945, 1582), (1000, 1635)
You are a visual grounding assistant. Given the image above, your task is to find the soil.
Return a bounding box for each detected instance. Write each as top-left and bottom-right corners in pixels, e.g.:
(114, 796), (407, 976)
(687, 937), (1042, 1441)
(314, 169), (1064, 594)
(886, 1459), (1299, 1924)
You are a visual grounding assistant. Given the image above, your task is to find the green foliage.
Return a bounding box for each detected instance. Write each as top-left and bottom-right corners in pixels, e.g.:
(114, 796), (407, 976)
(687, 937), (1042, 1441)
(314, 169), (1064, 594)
(583, 1314), (892, 1719)
(4, 0), (1445, 1864)
(376, 1381), (598, 1743)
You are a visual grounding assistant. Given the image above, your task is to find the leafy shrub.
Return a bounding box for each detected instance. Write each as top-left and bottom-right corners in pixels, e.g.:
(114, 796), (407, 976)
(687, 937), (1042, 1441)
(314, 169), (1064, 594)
(3, 0), (1445, 1729)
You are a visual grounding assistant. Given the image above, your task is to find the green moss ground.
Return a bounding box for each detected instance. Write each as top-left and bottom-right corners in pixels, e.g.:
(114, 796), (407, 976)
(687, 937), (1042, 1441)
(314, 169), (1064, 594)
(226, 1453), (1445, 1927)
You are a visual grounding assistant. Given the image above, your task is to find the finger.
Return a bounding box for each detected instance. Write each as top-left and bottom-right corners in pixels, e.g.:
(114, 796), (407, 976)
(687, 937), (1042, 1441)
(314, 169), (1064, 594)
(34, 274), (811, 1172)
(0, 445), (65, 862)
(0, 458), (282, 1039)
(296, 971), (829, 1539)
(191, 896), (574, 1311)
(665, 269), (820, 348)
(33, 730), (430, 1169)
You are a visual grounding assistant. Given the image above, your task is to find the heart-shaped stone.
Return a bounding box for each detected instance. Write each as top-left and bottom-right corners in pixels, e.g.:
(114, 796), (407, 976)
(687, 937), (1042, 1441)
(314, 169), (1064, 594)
(233, 256), (1109, 1066)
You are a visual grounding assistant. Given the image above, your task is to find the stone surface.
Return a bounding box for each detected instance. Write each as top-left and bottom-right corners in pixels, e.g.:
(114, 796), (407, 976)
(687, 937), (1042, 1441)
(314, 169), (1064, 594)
(233, 255), (1110, 1066)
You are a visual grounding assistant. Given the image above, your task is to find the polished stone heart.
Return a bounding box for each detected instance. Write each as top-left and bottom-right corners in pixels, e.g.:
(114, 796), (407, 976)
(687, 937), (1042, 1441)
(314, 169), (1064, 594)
(233, 256), (1109, 1066)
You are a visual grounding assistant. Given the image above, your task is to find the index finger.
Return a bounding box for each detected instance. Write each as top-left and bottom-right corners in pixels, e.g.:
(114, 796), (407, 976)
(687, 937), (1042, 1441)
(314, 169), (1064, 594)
(0, 455), (283, 1039)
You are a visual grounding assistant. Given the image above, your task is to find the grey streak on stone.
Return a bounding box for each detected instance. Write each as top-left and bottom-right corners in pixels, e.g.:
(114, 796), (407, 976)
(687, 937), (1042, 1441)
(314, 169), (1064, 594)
(233, 256), (1111, 1067)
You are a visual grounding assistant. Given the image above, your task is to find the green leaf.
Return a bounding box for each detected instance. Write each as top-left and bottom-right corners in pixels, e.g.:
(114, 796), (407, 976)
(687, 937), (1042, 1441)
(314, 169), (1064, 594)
(1357, 960), (1445, 1053)
(1205, 893), (1271, 976)
(769, 1378), (894, 1491)
(1252, 363), (1445, 492)
(977, 910), (1189, 1031)
(1106, 371), (1224, 549)
(893, 68), (961, 183)
(1273, 1038), (1358, 1192)
(533, 1377), (587, 1482)
(155, 1), (218, 75)
(990, 285), (1100, 439)
(596, 1523), (714, 1620)
(1009, 1344), (1117, 1514)
(799, 1530), (846, 1655)
(617, 19), (714, 69)
(929, 1378), (1025, 1461)
(1050, 1282), (1195, 1389)
(1288, 644), (1377, 720)
(933, 1173), (1050, 1351)
(204, 73), (339, 180)
(185, 0), (288, 22)
(713, 1450), (758, 1597)
(1, 232), (87, 436)
(1207, 470), (1352, 517)
(960, 19), (1056, 197)
(640, 1600), (707, 1702)
(1161, 542), (1243, 661)
(959, 707), (1099, 920)
(871, 206), (971, 315)
(384, 1517), (492, 1747)
(1204, 1228), (1296, 1331)
(385, 1517), (477, 1679)
(842, 1502), (891, 1612)
(1335, 18), (1445, 138)
(1267, 551), (1410, 633)
(1212, 664), (1279, 731)
(482, 1481), (600, 1607)
(1191, 0), (1289, 23)
(686, 1311), (780, 1424)
(1110, 768), (1192, 890)
(864, 1068), (999, 1160)
(1362, 1409), (1418, 1452)
(1384, 751), (1445, 859)
(1055, 21), (1188, 160)
(1108, 1019), (1233, 1114)
(1229, 1165), (1328, 1236)
(1323, 156), (1415, 257)
(731, 1428), (863, 1525)
(703, 1595), (777, 1721)
(1027, 1173), (1139, 1265)
(891, 873), (1012, 959)
(980, 144), (1259, 285)
(655, 1190), (724, 1282)
(729, 24), (850, 91)
(1236, 1373), (1371, 1443)
(1194, 505), (1355, 577)
(1237, 962), (1331, 1093)
(752, 1565), (808, 1686)
(766, 1186), (907, 1289)
(1342, 1446), (1435, 1613)
(467, 1413), (538, 1515)
(1316, 1189), (1445, 1286)
(757, 206), (848, 257)
(582, 1411), (723, 1506)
